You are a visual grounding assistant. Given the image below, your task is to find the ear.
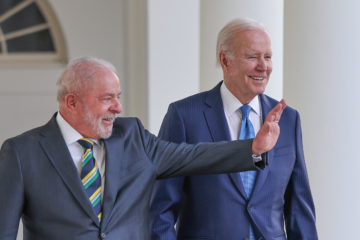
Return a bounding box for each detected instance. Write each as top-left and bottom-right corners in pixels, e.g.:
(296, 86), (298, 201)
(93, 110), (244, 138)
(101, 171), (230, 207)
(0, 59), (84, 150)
(219, 51), (230, 72)
(64, 93), (79, 113)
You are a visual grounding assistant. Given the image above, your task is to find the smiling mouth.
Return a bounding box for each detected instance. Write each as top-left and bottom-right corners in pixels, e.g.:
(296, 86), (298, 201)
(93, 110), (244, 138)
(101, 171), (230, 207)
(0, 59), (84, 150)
(102, 115), (115, 124)
(250, 76), (266, 81)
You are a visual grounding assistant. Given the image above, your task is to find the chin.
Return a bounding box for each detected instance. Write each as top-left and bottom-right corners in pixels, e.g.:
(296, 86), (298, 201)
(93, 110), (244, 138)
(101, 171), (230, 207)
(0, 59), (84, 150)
(252, 86), (266, 95)
(96, 126), (113, 139)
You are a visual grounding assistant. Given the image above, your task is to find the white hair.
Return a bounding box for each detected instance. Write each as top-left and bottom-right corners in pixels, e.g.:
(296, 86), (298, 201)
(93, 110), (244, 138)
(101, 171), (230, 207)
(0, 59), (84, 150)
(56, 56), (117, 102)
(216, 18), (268, 66)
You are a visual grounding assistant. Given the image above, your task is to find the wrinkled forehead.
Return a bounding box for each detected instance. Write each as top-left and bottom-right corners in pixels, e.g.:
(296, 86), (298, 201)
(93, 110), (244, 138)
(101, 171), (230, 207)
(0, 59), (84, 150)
(85, 64), (118, 84)
(231, 29), (272, 51)
(77, 67), (120, 98)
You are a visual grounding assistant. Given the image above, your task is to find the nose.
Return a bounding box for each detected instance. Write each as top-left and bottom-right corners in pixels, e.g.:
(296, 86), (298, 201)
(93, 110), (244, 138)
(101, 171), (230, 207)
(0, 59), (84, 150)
(110, 98), (123, 114)
(256, 57), (268, 71)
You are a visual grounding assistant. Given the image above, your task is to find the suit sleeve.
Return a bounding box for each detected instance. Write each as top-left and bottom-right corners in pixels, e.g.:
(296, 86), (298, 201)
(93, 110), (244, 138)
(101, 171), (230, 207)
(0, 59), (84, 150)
(0, 139), (24, 239)
(284, 112), (318, 239)
(139, 123), (258, 179)
(150, 104), (187, 240)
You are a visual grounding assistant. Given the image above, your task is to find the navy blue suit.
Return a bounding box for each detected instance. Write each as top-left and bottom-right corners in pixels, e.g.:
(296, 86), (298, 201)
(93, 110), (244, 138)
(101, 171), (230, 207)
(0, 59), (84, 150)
(151, 82), (317, 240)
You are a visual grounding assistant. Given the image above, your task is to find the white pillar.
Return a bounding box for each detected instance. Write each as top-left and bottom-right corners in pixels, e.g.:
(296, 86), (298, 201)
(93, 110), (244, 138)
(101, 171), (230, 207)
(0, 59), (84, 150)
(284, 1), (360, 239)
(147, 0), (200, 133)
(200, 0), (284, 100)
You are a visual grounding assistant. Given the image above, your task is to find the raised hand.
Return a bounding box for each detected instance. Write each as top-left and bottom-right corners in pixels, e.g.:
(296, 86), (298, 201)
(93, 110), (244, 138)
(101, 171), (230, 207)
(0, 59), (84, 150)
(252, 99), (286, 155)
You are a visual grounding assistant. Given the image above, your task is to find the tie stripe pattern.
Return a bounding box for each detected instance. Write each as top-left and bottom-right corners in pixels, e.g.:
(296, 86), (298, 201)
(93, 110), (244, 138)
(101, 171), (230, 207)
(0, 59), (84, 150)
(78, 138), (102, 221)
(239, 105), (257, 240)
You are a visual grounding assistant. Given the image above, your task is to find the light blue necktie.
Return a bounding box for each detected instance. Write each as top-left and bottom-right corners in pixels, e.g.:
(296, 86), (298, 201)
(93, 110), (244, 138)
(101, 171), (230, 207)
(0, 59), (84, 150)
(239, 105), (257, 240)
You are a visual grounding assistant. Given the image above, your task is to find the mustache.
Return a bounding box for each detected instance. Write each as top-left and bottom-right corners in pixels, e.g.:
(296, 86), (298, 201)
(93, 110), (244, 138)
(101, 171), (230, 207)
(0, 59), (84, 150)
(102, 113), (116, 121)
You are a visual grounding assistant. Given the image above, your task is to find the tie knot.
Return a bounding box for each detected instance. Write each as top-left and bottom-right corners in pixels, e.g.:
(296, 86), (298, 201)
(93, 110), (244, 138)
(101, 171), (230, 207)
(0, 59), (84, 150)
(240, 105), (252, 119)
(77, 138), (94, 150)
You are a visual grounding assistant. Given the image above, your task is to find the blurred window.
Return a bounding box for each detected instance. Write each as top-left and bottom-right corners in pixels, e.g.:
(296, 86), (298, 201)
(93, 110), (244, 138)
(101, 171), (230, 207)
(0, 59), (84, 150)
(0, 0), (67, 65)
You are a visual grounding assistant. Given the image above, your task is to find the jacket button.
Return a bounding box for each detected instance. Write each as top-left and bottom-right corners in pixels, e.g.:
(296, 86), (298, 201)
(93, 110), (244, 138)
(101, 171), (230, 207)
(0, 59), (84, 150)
(247, 205), (252, 211)
(100, 233), (106, 239)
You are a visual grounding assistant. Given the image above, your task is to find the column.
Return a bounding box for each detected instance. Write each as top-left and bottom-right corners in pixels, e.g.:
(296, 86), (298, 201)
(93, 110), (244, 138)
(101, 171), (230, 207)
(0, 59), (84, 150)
(284, 1), (360, 239)
(147, 0), (201, 133)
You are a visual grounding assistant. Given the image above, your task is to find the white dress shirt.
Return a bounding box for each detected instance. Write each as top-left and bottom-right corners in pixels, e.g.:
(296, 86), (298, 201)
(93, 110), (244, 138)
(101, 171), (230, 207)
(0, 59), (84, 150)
(220, 83), (262, 141)
(56, 112), (106, 200)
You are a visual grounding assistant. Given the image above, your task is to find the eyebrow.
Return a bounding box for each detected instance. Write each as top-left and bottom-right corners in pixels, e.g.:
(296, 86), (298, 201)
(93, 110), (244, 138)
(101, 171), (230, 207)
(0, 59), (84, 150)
(98, 92), (121, 98)
(245, 52), (272, 57)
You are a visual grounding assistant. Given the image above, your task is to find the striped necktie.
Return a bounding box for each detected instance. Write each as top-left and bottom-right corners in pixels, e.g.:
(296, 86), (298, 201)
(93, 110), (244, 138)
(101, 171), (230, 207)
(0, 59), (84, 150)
(78, 138), (102, 221)
(239, 105), (257, 240)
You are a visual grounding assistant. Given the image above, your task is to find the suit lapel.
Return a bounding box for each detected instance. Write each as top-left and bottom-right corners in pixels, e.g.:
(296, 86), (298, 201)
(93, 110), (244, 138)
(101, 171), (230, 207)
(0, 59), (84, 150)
(100, 135), (124, 228)
(203, 83), (231, 143)
(39, 115), (100, 226)
(203, 82), (247, 198)
(249, 95), (273, 199)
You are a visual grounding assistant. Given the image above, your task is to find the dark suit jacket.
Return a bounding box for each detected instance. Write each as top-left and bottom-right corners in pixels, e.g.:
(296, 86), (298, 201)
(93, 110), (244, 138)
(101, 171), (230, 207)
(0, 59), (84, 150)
(0, 113), (262, 240)
(150, 82), (317, 240)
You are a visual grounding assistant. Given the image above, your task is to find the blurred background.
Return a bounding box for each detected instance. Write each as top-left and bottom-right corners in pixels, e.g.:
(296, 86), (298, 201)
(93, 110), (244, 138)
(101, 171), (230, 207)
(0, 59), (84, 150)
(0, 0), (358, 239)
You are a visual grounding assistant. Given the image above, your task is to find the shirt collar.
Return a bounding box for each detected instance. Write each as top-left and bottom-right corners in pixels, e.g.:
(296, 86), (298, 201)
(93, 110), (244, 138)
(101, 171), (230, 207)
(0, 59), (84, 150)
(56, 112), (99, 146)
(220, 82), (261, 117)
